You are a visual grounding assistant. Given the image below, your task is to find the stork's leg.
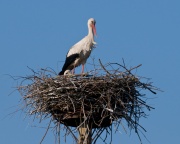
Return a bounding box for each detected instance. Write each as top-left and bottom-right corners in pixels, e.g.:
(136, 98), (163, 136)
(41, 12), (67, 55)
(81, 64), (84, 74)
(72, 68), (75, 74)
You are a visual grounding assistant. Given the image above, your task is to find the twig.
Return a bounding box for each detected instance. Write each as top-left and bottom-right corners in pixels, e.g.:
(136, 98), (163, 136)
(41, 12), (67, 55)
(39, 118), (52, 144)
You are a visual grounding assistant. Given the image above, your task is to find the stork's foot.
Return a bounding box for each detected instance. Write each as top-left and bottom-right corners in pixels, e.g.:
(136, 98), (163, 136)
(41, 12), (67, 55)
(81, 72), (89, 77)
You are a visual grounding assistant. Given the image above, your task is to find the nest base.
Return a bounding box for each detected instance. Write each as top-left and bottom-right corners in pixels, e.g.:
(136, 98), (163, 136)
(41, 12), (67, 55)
(60, 116), (112, 128)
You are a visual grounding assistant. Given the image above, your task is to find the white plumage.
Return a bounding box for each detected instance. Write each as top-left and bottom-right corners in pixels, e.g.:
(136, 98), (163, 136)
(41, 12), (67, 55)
(59, 18), (97, 75)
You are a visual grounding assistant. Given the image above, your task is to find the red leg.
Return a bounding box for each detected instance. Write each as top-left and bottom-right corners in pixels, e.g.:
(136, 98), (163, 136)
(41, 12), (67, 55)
(72, 68), (75, 74)
(81, 64), (84, 74)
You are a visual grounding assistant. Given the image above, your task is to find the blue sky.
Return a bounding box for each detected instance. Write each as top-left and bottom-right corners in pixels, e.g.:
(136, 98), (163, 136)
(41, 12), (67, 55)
(0, 0), (180, 144)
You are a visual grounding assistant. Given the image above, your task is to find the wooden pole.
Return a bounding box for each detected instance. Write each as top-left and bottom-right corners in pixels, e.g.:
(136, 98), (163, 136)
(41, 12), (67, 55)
(78, 122), (92, 144)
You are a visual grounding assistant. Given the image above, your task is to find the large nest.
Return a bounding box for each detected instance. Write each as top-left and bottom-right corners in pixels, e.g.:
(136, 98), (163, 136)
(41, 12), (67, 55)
(18, 60), (158, 144)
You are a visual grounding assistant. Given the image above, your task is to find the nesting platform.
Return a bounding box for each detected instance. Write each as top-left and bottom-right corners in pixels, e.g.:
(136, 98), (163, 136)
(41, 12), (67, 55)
(46, 75), (141, 128)
(18, 62), (158, 143)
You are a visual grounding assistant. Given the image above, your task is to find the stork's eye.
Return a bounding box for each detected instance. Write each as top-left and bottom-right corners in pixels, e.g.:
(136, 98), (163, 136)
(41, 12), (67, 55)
(92, 21), (96, 25)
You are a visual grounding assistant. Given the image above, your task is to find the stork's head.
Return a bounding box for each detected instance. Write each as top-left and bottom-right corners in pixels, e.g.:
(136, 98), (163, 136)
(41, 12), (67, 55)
(88, 18), (96, 36)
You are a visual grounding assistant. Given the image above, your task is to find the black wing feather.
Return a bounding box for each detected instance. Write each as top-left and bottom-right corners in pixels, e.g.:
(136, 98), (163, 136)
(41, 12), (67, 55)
(59, 53), (79, 75)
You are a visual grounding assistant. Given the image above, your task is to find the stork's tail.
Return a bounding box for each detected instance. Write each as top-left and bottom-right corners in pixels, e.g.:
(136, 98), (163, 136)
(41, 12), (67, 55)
(58, 71), (64, 75)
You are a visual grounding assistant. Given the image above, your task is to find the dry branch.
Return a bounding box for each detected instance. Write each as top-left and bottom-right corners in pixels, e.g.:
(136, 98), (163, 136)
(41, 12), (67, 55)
(17, 61), (158, 144)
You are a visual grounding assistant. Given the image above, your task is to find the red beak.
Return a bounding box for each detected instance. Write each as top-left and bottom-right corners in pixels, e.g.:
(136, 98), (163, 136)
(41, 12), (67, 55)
(92, 24), (97, 36)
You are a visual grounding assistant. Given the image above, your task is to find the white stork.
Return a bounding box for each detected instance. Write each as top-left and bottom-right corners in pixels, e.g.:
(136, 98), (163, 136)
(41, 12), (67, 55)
(59, 18), (97, 75)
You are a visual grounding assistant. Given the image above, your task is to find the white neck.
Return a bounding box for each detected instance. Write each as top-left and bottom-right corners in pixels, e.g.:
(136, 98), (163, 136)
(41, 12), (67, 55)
(87, 26), (94, 41)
